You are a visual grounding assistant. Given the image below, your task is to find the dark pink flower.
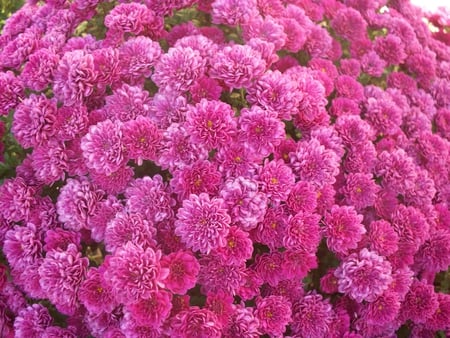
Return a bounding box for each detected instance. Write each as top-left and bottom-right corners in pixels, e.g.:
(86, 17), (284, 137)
(104, 242), (168, 305)
(258, 159), (295, 203)
(224, 305), (260, 338)
(335, 248), (392, 303)
(12, 94), (57, 148)
(205, 291), (234, 325)
(254, 251), (285, 287)
(39, 244), (89, 315)
(340, 173), (379, 210)
(242, 16), (286, 51)
(284, 211), (321, 252)
(31, 140), (68, 185)
(175, 193), (231, 254)
(211, 0), (258, 25)
(255, 295), (291, 336)
(286, 181), (317, 214)
(78, 267), (117, 314)
(210, 44), (266, 89)
(125, 289), (172, 328)
(331, 7), (367, 41)
(185, 98), (237, 150)
(281, 249), (318, 280)
(414, 229), (450, 274)
(367, 220), (399, 257)
(54, 105), (89, 141)
(215, 226), (254, 265)
(160, 250), (200, 295)
(125, 175), (176, 223)
(400, 279), (439, 324)
(169, 307), (222, 338)
(81, 119), (127, 175)
(14, 304), (53, 338)
(0, 177), (37, 222)
(291, 293), (333, 338)
(21, 48), (59, 91)
(53, 49), (97, 106)
(361, 291), (400, 325)
(323, 205), (365, 256)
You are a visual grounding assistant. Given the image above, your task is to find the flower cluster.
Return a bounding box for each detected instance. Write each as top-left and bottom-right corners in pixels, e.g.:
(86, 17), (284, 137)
(1, 0), (450, 336)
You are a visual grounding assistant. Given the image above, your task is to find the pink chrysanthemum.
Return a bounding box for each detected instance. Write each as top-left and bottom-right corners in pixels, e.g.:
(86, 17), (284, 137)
(414, 230), (450, 274)
(175, 193), (231, 254)
(152, 46), (206, 92)
(169, 307), (222, 338)
(12, 94), (57, 149)
(31, 140), (68, 185)
(104, 242), (169, 305)
(255, 295), (292, 336)
(104, 211), (156, 253)
(246, 69), (300, 120)
(291, 293), (334, 338)
(215, 226), (254, 266)
(258, 159), (295, 203)
(38, 244), (89, 315)
(252, 205), (288, 250)
(54, 105), (89, 141)
(220, 176), (267, 231)
(185, 98), (237, 150)
(238, 106), (285, 157)
(335, 248), (392, 303)
(125, 289), (172, 328)
(400, 279), (439, 324)
(254, 251), (285, 287)
(286, 180), (318, 214)
(205, 291), (235, 325)
(20, 48), (59, 91)
(125, 175), (176, 223)
(211, 0), (258, 26)
(80, 119), (127, 175)
(284, 211), (321, 252)
(340, 173), (379, 210)
(44, 227), (80, 253)
(320, 268), (339, 294)
(78, 267), (117, 314)
(87, 195), (123, 242)
(53, 49), (97, 106)
(323, 205), (366, 256)
(189, 76), (223, 103)
(89, 165), (134, 195)
(0, 71), (24, 116)
(224, 305), (261, 338)
(56, 177), (105, 231)
(0, 177), (37, 222)
(122, 116), (162, 165)
(210, 44), (266, 89)
(14, 304), (53, 338)
(242, 16), (287, 51)
(171, 159), (222, 201)
(289, 138), (340, 188)
(119, 36), (162, 84)
(281, 249), (318, 280)
(361, 290), (400, 325)
(367, 220), (399, 257)
(335, 115), (374, 148)
(425, 293), (450, 331)
(160, 250), (200, 295)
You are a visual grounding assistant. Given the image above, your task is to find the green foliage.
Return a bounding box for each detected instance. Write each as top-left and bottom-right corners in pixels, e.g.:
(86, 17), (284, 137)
(0, 0), (24, 32)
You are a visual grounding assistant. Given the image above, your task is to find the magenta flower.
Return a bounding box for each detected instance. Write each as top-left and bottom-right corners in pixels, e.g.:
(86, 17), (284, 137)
(335, 248), (392, 303)
(104, 211), (156, 253)
(160, 250), (200, 295)
(39, 244), (89, 315)
(331, 7), (367, 41)
(104, 242), (169, 305)
(367, 220), (399, 257)
(224, 306), (260, 338)
(254, 295), (292, 336)
(152, 46), (206, 92)
(53, 49), (97, 105)
(78, 267), (117, 314)
(169, 307), (222, 338)
(54, 105), (89, 141)
(361, 291), (400, 325)
(56, 177), (105, 231)
(31, 140), (68, 185)
(281, 249), (318, 280)
(238, 106), (285, 157)
(12, 94), (57, 149)
(20, 48), (59, 91)
(340, 173), (379, 210)
(220, 176), (267, 231)
(211, 0), (258, 26)
(0, 177), (37, 222)
(0, 70), (24, 116)
(125, 175), (176, 223)
(284, 211), (321, 252)
(175, 193), (231, 254)
(14, 304), (53, 338)
(185, 98), (237, 150)
(291, 293), (333, 338)
(400, 279), (439, 324)
(81, 119), (127, 175)
(323, 205), (366, 256)
(215, 226), (254, 266)
(125, 289), (172, 328)
(90, 165), (134, 195)
(254, 251), (285, 287)
(258, 159), (295, 203)
(210, 44), (266, 89)
(286, 181), (318, 214)
(252, 205), (288, 250)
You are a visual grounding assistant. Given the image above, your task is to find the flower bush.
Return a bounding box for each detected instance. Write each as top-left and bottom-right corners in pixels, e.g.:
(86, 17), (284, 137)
(1, 0), (450, 337)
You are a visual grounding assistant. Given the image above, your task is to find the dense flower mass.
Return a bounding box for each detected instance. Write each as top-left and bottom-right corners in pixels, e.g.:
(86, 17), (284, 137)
(1, 0), (450, 336)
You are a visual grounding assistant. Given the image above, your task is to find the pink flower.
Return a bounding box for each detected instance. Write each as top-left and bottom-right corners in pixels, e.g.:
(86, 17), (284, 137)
(224, 306), (260, 338)
(0, 70), (24, 116)
(0, 177), (37, 222)
(210, 44), (266, 89)
(78, 267), (117, 314)
(258, 159), (295, 203)
(125, 290), (172, 328)
(399, 279), (439, 324)
(14, 304), (53, 338)
(255, 295), (292, 336)
(323, 205), (366, 256)
(238, 106), (285, 157)
(104, 242), (169, 305)
(331, 8), (367, 41)
(169, 307), (222, 338)
(215, 226), (254, 265)
(31, 140), (68, 185)
(175, 193), (231, 254)
(335, 248), (392, 303)
(367, 220), (399, 257)
(160, 250), (200, 295)
(283, 211), (321, 252)
(12, 94), (57, 148)
(185, 98), (237, 150)
(340, 173), (379, 210)
(361, 291), (400, 325)
(122, 116), (162, 165)
(89, 165), (134, 195)
(211, 0), (258, 26)
(254, 252), (285, 287)
(291, 293), (333, 338)
(205, 291), (235, 325)
(125, 175), (176, 223)
(53, 49), (97, 106)
(54, 105), (89, 141)
(286, 181), (318, 214)
(20, 48), (59, 91)
(152, 46), (206, 92)
(252, 205), (288, 250)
